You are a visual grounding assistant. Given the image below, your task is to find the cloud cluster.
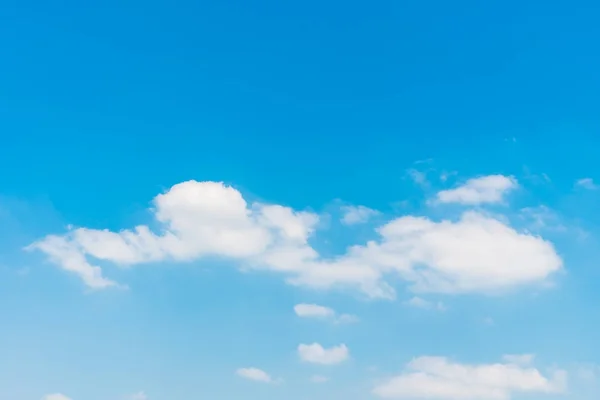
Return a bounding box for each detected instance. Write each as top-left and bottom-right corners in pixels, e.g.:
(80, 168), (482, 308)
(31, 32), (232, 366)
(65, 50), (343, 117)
(42, 395), (71, 400)
(28, 180), (562, 298)
(373, 355), (566, 399)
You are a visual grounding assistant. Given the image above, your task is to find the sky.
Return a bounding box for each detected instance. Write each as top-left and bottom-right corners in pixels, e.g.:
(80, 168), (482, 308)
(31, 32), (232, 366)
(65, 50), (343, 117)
(2, 0), (600, 399)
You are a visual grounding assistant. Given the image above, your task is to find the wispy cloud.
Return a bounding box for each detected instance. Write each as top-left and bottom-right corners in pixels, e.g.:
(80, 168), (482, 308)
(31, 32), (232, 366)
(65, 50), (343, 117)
(341, 205), (380, 225)
(576, 178), (598, 190)
(407, 169), (429, 188)
(405, 296), (446, 311)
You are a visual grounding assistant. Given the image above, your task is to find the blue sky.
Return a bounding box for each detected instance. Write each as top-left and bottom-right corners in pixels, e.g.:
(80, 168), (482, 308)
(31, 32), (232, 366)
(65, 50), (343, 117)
(2, 0), (600, 399)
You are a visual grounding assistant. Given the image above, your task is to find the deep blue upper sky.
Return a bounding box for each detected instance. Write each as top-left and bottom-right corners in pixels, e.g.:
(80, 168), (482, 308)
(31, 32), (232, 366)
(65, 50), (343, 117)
(2, 0), (600, 218)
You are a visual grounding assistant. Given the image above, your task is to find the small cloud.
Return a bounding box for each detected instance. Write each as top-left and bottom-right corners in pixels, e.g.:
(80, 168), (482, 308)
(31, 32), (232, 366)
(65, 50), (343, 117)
(294, 304), (359, 324)
(407, 169), (429, 188)
(483, 317), (495, 326)
(298, 343), (349, 365)
(575, 178), (598, 190)
(435, 175), (518, 205)
(405, 296), (446, 311)
(42, 395), (71, 400)
(128, 392), (147, 400)
(236, 367), (273, 383)
(439, 170), (457, 182)
(310, 375), (329, 383)
(341, 205), (380, 225)
(294, 304), (335, 318)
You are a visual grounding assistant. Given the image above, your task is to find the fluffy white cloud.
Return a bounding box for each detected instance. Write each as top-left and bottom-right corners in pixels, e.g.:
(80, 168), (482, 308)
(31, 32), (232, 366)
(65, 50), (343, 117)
(298, 343), (349, 365)
(341, 205), (380, 225)
(236, 367), (273, 383)
(359, 211), (562, 294)
(405, 296), (446, 311)
(42, 395), (71, 400)
(373, 356), (566, 400)
(576, 178), (598, 190)
(29, 180), (562, 298)
(294, 303), (359, 323)
(27, 181), (318, 290)
(435, 175), (518, 205)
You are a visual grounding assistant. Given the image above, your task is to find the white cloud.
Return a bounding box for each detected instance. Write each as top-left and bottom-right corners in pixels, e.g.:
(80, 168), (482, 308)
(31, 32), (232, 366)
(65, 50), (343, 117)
(42, 395), (71, 400)
(294, 303), (335, 318)
(311, 375), (330, 383)
(298, 343), (349, 365)
(373, 356), (566, 399)
(405, 296), (446, 311)
(347, 211), (562, 295)
(576, 178), (598, 190)
(435, 175), (518, 205)
(294, 303), (359, 324)
(29, 181), (562, 298)
(29, 234), (119, 289)
(236, 367), (273, 383)
(341, 205), (379, 225)
(27, 181), (318, 290)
